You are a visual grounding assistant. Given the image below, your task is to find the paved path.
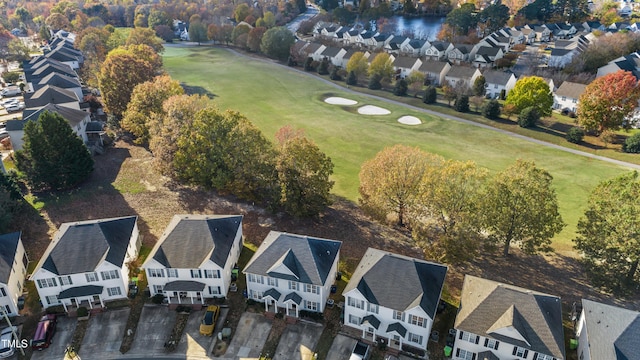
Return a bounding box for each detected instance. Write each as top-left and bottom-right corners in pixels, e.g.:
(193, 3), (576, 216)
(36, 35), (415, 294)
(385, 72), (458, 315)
(166, 42), (640, 172)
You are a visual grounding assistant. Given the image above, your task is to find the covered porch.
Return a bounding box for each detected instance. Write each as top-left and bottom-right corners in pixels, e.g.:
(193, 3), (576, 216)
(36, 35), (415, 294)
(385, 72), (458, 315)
(385, 322), (406, 350)
(58, 285), (104, 313)
(164, 281), (205, 305)
(282, 292), (302, 318)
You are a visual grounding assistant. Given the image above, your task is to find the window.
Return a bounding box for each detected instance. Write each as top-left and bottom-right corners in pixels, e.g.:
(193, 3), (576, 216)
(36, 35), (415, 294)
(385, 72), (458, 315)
(208, 286), (221, 295)
(101, 270), (120, 280)
(304, 300), (318, 311)
(562, 96), (566, 101)
(167, 269), (179, 278)
(153, 285), (164, 294)
(494, 84), (498, 88)
(572, 99), (577, 104)
(0, 288), (5, 297)
(45, 295), (59, 305)
(461, 331), (479, 344)
(37, 278), (57, 288)
(204, 269), (220, 278)
(190, 269), (202, 278)
(536, 354), (555, 360)
(85, 272), (99, 282)
(349, 314), (362, 325)
(4, 305), (10, 314)
(367, 303), (379, 314)
(148, 269), (164, 278)
(484, 338), (500, 350)
(409, 314), (426, 327)
(513, 346), (528, 358)
(348, 297), (364, 310)
(393, 310), (405, 321)
(248, 274), (264, 284)
(59, 276), (72, 286)
(456, 349), (474, 360)
(249, 289), (263, 299)
(288, 281), (298, 291)
(16, 282), (21, 293)
(267, 278), (278, 287)
(408, 332), (423, 344)
(305, 284), (319, 294)
(107, 287), (122, 296)
(22, 253), (28, 268)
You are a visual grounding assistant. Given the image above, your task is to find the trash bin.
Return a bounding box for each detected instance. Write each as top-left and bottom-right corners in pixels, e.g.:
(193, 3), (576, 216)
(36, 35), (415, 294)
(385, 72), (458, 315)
(570, 339), (578, 350)
(444, 346), (452, 357)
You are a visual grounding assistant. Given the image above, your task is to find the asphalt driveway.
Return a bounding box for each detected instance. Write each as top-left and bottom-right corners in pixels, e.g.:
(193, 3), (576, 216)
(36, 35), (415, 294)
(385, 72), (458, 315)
(273, 320), (324, 360)
(127, 305), (177, 358)
(326, 333), (357, 360)
(31, 315), (75, 360)
(222, 312), (272, 359)
(79, 308), (130, 359)
(174, 308), (225, 359)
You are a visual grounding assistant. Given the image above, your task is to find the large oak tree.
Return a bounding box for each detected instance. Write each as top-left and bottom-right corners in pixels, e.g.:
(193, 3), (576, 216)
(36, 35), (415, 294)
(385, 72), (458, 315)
(504, 76), (553, 117)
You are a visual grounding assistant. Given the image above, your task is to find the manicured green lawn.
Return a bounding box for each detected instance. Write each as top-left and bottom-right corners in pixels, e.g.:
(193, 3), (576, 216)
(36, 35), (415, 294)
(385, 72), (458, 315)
(163, 46), (629, 253)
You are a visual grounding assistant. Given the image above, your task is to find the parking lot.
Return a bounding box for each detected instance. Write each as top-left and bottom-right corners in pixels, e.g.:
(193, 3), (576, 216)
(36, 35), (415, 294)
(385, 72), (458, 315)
(273, 320), (324, 360)
(31, 315), (75, 360)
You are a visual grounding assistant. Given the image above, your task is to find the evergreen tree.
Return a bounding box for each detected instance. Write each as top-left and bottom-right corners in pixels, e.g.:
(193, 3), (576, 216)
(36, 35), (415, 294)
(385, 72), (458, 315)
(482, 100), (501, 119)
(317, 58), (329, 75)
(454, 95), (469, 112)
(346, 70), (357, 85)
(393, 79), (408, 96)
(15, 111), (94, 191)
(423, 86), (437, 104)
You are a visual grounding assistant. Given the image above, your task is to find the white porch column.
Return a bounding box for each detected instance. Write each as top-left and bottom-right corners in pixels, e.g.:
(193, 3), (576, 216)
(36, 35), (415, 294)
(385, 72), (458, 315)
(362, 328), (366, 339)
(178, 294), (181, 304)
(296, 304), (299, 317)
(190, 294), (195, 304)
(264, 299), (268, 312)
(62, 301), (68, 312)
(87, 298), (93, 309)
(99, 297), (104, 308)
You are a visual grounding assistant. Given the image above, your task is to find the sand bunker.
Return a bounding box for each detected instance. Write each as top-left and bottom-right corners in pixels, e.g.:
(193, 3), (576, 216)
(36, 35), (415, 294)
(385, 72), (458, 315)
(324, 97), (358, 105)
(397, 116), (422, 125)
(358, 105), (391, 115)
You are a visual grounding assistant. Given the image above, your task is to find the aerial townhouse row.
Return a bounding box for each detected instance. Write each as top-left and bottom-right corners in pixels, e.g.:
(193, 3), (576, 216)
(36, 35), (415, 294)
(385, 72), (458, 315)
(3, 214), (636, 358)
(5, 30), (106, 152)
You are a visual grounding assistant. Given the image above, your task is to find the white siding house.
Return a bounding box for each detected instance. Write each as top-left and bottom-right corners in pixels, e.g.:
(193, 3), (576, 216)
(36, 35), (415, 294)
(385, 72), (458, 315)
(452, 275), (565, 360)
(143, 215), (243, 306)
(243, 231), (341, 318)
(31, 217), (140, 312)
(575, 299), (640, 360)
(0, 232), (27, 317)
(343, 248), (447, 352)
(553, 81), (587, 113)
(483, 70), (517, 99)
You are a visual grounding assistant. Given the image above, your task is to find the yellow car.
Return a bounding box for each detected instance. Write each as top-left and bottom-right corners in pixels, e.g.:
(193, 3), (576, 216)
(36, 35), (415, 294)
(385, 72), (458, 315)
(199, 305), (220, 336)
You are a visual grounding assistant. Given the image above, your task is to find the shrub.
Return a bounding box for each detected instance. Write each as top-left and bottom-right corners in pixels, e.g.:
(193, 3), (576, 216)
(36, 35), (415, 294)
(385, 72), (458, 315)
(317, 58), (329, 75)
(152, 294), (166, 304)
(346, 70), (357, 85)
(568, 111), (576, 118)
(454, 95), (469, 113)
(423, 86), (437, 104)
(329, 67), (341, 81)
(303, 57), (314, 71)
(175, 305), (192, 313)
(566, 127), (585, 144)
(499, 89), (506, 100)
(517, 106), (539, 128)
(287, 56), (297, 67)
(622, 132), (640, 153)
(482, 100), (501, 119)
(393, 79), (408, 96)
(368, 74), (382, 90)
(77, 307), (89, 317)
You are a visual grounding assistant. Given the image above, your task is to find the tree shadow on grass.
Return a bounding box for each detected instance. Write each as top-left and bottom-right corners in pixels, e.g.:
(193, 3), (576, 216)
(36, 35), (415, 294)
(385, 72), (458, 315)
(180, 83), (216, 99)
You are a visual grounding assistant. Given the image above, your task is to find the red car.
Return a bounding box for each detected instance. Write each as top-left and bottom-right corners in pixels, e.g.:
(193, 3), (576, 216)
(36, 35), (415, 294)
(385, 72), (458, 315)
(31, 314), (56, 350)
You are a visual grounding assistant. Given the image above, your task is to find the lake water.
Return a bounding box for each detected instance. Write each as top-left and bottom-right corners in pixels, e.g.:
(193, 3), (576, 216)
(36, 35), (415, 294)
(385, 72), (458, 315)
(388, 16), (445, 41)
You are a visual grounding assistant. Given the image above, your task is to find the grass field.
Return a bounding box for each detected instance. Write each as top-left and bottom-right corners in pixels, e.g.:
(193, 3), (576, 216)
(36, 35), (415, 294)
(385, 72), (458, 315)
(162, 45), (630, 253)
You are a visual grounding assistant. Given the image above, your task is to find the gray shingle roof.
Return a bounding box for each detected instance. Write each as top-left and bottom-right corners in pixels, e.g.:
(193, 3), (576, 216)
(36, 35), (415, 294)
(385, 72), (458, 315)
(387, 322), (407, 337)
(580, 299), (640, 360)
(476, 47), (501, 56)
(37, 72), (81, 89)
(58, 285), (103, 299)
(283, 291), (302, 304)
(483, 70), (514, 86)
(455, 275), (565, 359)
(22, 104), (89, 129)
(39, 216), (138, 275)
(447, 66), (478, 79)
(264, 288), (282, 300)
(393, 56), (419, 69)
(362, 314), (381, 329)
(419, 61), (449, 74)
(555, 81), (587, 100)
(343, 248), (447, 317)
(164, 280), (206, 292)
(550, 48), (572, 56)
(25, 85), (78, 108)
(243, 231), (341, 286)
(321, 47), (342, 58)
(149, 215), (242, 269)
(0, 232), (20, 284)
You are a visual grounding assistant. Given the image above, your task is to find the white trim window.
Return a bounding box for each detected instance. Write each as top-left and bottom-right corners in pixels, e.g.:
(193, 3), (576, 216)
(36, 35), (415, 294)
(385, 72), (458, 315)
(267, 278), (278, 287)
(393, 310), (405, 321)
(107, 287), (122, 296)
(167, 269), (179, 278)
(0, 288), (5, 297)
(153, 285), (164, 294)
(190, 269), (202, 278)
(37, 278), (57, 288)
(288, 281), (299, 291)
(249, 289), (263, 299)
(460, 331), (479, 344)
(408, 332), (423, 344)
(349, 314), (362, 325)
(58, 276), (72, 286)
(409, 314), (426, 328)
(208, 286), (221, 295)
(148, 269), (164, 278)
(85, 272), (99, 282)
(513, 346), (528, 358)
(348, 297), (364, 310)
(367, 303), (379, 314)
(101, 270), (120, 280)
(204, 269), (220, 279)
(45, 295), (59, 305)
(484, 338), (500, 350)
(304, 300), (318, 311)
(305, 284), (319, 294)
(456, 349), (474, 360)
(248, 274), (264, 284)
(536, 354), (556, 360)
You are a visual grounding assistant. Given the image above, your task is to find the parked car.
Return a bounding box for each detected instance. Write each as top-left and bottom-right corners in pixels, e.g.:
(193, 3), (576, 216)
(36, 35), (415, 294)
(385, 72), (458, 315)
(1, 87), (20, 97)
(0, 326), (17, 358)
(5, 102), (24, 112)
(31, 314), (56, 350)
(199, 305), (220, 336)
(350, 341), (370, 360)
(0, 129), (8, 140)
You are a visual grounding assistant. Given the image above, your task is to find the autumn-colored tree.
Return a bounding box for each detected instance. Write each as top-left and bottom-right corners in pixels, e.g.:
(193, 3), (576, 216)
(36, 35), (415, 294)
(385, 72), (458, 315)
(234, 4), (251, 22)
(406, 71), (425, 97)
(126, 27), (164, 53)
(574, 171), (640, 292)
(207, 24), (219, 42)
(46, 13), (71, 31)
(442, 84), (457, 106)
(480, 160), (565, 256)
(277, 135), (334, 217)
(502, 103), (517, 119)
(98, 45), (160, 118)
(247, 27), (267, 52)
(149, 94), (211, 176)
(346, 51), (368, 80)
(368, 53), (394, 83)
(577, 70), (640, 135)
(76, 27), (110, 87)
(217, 25), (234, 45)
(232, 24), (251, 42)
(257, 11), (276, 28)
(121, 75), (184, 144)
(359, 145), (444, 226)
(504, 76), (553, 117)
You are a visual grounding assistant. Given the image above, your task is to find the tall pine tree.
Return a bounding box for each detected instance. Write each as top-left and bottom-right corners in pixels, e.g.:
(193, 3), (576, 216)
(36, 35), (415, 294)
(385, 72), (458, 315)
(15, 111), (94, 191)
